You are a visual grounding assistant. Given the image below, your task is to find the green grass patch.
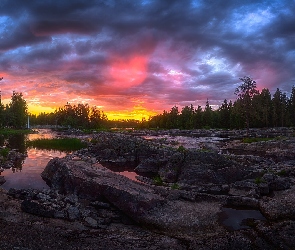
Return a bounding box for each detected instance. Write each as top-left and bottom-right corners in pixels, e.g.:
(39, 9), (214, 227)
(277, 169), (288, 177)
(254, 177), (266, 184)
(0, 129), (31, 136)
(27, 138), (87, 152)
(177, 145), (186, 152)
(171, 183), (180, 190)
(153, 175), (164, 186)
(242, 137), (274, 143)
(0, 147), (9, 159)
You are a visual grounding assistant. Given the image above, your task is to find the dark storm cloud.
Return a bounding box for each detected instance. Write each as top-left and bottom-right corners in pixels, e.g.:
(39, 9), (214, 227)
(0, 0), (295, 114)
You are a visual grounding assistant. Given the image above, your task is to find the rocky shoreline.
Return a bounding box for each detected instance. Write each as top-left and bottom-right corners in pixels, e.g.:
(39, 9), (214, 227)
(1, 128), (295, 249)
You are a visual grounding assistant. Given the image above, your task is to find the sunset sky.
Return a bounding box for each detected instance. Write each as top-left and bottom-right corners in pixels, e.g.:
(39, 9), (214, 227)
(0, 0), (295, 120)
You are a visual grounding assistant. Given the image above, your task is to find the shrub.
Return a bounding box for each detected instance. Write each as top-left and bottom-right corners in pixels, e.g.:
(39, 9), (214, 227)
(171, 183), (180, 190)
(0, 148), (9, 158)
(277, 169), (287, 177)
(153, 175), (163, 186)
(254, 177), (266, 184)
(177, 145), (186, 152)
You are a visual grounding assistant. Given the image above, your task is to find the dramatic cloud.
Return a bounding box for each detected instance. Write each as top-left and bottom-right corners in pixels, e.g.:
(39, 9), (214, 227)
(0, 0), (294, 119)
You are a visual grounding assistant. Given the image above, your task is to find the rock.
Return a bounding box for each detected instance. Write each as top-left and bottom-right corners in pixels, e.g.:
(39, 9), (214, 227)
(90, 201), (111, 209)
(177, 151), (241, 185)
(41, 157), (227, 238)
(84, 216), (98, 228)
(0, 176), (5, 185)
(254, 220), (295, 249)
(64, 194), (78, 205)
(54, 210), (67, 219)
(67, 205), (81, 221)
(158, 152), (184, 183)
(21, 200), (55, 218)
(226, 196), (260, 208)
(259, 186), (295, 220)
(258, 183), (270, 195)
(228, 180), (259, 198)
(269, 177), (291, 191)
(42, 158), (166, 222)
(135, 157), (164, 174)
(262, 174), (291, 191)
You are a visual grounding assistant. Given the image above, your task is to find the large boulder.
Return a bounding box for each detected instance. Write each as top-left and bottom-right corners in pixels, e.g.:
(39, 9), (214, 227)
(42, 158), (166, 223)
(135, 157), (165, 174)
(41, 157), (226, 238)
(177, 151), (243, 185)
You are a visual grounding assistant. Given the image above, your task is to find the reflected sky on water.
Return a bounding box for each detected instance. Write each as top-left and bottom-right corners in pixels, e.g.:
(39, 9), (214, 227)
(0, 129), (67, 190)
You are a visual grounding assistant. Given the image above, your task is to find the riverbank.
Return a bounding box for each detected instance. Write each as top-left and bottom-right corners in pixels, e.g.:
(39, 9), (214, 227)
(1, 128), (295, 249)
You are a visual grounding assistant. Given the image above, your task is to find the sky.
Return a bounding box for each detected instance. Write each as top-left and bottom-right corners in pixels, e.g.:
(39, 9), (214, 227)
(0, 0), (295, 120)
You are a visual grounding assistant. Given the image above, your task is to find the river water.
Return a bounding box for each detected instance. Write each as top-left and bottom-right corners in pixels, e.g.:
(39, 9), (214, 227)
(0, 129), (66, 190)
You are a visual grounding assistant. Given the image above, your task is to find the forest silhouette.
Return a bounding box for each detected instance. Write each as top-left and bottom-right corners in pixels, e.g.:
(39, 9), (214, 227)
(1, 77), (295, 129)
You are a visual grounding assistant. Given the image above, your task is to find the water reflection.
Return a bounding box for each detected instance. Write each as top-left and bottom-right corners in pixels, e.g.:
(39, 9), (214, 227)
(0, 129), (66, 190)
(218, 207), (266, 231)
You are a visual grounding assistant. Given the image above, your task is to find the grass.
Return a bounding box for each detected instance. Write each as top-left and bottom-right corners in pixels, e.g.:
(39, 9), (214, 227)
(153, 175), (164, 186)
(26, 138), (87, 152)
(0, 129), (31, 136)
(171, 183), (180, 190)
(254, 177), (266, 184)
(0, 147), (9, 159)
(177, 145), (186, 152)
(277, 169), (287, 177)
(242, 137), (274, 143)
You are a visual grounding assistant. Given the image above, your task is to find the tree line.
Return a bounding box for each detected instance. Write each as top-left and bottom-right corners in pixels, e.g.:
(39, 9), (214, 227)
(143, 77), (295, 130)
(30, 103), (108, 129)
(1, 76), (295, 130)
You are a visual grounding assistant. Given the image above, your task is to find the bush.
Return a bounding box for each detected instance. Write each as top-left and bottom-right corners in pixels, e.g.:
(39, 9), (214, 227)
(171, 183), (180, 190)
(153, 175), (163, 186)
(0, 148), (9, 158)
(254, 177), (266, 184)
(177, 145), (186, 152)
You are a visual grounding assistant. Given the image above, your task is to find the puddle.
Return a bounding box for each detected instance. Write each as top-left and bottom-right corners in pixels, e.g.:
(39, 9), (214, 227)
(99, 162), (142, 182)
(218, 207), (266, 231)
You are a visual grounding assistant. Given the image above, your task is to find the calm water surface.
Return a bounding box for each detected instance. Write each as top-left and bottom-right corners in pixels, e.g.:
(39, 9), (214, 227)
(219, 207), (266, 230)
(0, 129), (139, 189)
(1, 129), (66, 190)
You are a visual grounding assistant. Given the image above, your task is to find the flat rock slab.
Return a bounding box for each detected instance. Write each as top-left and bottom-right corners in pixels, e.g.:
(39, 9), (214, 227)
(42, 158), (225, 238)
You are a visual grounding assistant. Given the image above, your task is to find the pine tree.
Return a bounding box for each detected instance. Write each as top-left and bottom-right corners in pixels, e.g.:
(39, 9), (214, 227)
(234, 76), (259, 133)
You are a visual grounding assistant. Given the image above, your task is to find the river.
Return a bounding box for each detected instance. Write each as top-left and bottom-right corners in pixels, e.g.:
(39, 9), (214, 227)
(0, 129), (66, 190)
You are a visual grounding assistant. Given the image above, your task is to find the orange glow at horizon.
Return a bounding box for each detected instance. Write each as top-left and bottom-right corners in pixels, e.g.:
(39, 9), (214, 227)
(106, 105), (157, 121)
(27, 103), (158, 121)
(28, 104), (56, 115)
